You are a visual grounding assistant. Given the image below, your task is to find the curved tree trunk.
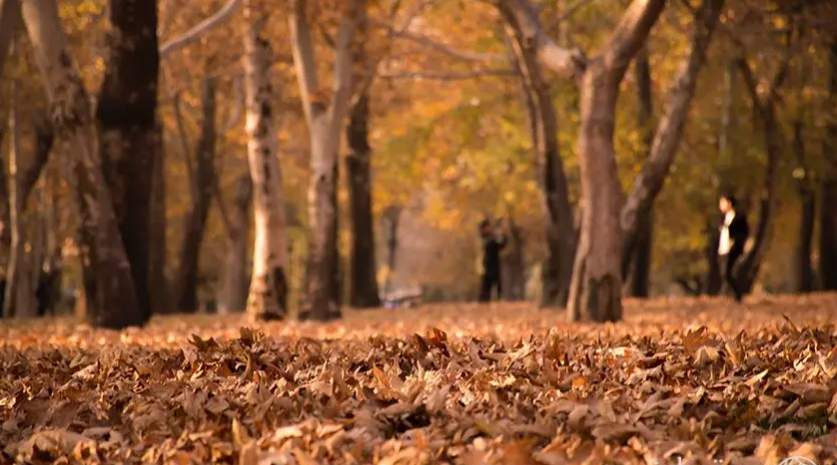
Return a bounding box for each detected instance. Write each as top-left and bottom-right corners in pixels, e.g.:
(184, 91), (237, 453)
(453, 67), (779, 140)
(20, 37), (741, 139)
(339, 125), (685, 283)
(96, 0), (160, 323)
(243, 1), (289, 320)
(175, 75), (217, 313)
(501, 4), (576, 309)
(20, 0), (142, 328)
(346, 92), (381, 308)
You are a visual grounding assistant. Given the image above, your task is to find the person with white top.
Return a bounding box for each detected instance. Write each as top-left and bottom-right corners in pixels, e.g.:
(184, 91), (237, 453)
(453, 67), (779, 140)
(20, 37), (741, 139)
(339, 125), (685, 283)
(718, 194), (749, 302)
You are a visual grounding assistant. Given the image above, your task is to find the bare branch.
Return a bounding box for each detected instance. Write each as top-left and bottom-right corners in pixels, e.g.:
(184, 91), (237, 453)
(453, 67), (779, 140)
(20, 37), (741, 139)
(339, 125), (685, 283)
(371, 19), (506, 63)
(378, 68), (515, 80)
(290, 0), (321, 127)
(497, 0), (587, 79)
(159, 0), (242, 59)
(602, 0), (666, 81)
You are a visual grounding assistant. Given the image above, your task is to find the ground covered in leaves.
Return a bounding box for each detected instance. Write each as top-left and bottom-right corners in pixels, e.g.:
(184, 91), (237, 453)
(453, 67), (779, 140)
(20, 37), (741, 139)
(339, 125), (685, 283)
(2, 295), (837, 465)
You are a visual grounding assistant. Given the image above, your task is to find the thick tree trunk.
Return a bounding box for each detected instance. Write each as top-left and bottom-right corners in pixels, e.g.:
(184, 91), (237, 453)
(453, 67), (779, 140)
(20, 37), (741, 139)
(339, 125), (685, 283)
(346, 92), (381, 308)
(175, 75), (217, 313)
(20, 0), (143, 328)
(96, 0), (160, 323)
(568, 63), (625, 322)
(792, 120), (814, 293)
(501, 5), (575, 308)
(624, 45), (654, 298)
(821, 40), (837, 291)
(290, 0), (360, 321)
(243, 1), (290, 320)
(219, 174), (251, 313)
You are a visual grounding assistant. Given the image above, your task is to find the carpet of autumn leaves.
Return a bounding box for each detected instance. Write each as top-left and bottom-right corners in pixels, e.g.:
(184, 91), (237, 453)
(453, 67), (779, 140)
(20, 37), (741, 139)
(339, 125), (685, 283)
(2, 295), (837, 465)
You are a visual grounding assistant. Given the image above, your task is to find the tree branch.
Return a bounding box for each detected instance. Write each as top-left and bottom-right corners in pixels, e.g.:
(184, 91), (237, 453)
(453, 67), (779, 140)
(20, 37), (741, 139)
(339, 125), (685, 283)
(371, 19), (505, 63)
(289, 0), (321, 127)
(496, 0), (587, 79)
(620, 0), (723, 251)
(602, 0), (666, 82)
(159, 0), (242, 59)
(0, 0), (22, 80)
(378, 68), (515, 80)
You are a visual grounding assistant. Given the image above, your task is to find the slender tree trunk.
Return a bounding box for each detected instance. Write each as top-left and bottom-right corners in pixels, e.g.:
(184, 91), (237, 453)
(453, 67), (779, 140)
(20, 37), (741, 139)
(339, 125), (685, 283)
(96, 0), (160, 323)
(792, 120), (814, 293)
(175, 75), (217, 313)
(218, 174), (251, 313)
(734, 50), (791, 294)
(820, 40), (837, 291)
(704, 217), (722, 295)
(244, 1), (290, 320)
(21, 0), (142, 328)
(3, 64), (20, 319)
(624, 45), (654, 298)
(500, 216), (526, 300)
(149, 120), (167, 314)
(346, 92), (381, 308)
(718, 59), (736, 157)
(500, 6), (575, 308)
(383, 206), (400, 295)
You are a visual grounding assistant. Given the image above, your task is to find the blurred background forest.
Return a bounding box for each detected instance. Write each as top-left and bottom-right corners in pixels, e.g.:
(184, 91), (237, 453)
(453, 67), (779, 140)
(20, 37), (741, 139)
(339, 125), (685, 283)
(0, 0), (835, 326)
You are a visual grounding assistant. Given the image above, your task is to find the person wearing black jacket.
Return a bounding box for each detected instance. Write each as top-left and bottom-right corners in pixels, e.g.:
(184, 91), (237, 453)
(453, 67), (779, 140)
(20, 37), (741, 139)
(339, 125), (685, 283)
(478, 219), (507, 302)
(717, 194), (749, 302)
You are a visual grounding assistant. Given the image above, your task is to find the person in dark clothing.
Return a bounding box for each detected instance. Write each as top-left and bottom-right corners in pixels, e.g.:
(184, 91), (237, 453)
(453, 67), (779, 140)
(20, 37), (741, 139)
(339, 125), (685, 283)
(717, 194), (749, 302)
(478, 219), (507, 302)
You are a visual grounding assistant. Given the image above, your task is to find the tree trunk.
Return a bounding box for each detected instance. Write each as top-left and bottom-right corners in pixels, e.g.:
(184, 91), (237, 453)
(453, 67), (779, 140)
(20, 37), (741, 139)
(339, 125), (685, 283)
(96, 0), (160, 323)
(346, 92), (381, 308)
(219, 174), (251, 313)
(619, 0), (723, 292)
(3, 64), (20, 319)
(383, 206), (400, 295)
(175, 75), (217, 313)
(149, 119), (167, 314)
(290, 0), (360, 321)
(792, 120), (814, 293)
(624, 45), (654, 298)
(243, 1), (290, 320)
(734, 50), (791, 294)
(820, 40), (837, 291)
(500, 216), (526, 300)
(718, 59), (736, 157)
(501, 5), (576, 309)
(20, 0), (142, 328)
(703, 217), (722, 295)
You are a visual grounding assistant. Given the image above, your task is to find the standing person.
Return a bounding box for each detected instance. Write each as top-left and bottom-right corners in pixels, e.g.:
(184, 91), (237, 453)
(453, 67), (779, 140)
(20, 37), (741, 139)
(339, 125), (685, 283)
(478, 219), (507, 302)
(717, 194), (749, 302)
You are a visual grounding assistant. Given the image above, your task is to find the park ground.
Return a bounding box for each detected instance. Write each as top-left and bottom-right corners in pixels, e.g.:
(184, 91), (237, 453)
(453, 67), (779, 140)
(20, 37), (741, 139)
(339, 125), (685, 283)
(1, 295), (837, 464)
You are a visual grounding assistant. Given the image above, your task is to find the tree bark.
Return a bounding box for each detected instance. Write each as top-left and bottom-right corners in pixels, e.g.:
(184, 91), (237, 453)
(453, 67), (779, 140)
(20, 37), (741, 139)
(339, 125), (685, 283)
(382, 206), (400, 295)
(175, 75), (217, 313)
(3, 63), (20, 319)
(500, 216), (526, 300)
(0, 0), (21, 81)
(619, 0), (723, 279)
(346, 92), (381, 308)
(290, 0), (361, 321)
(820, 39), (837, 291)
(96, 0), (160, 323)
(500, 2), (576, 309)
(567, 0), (666, 322)
(149, 119), (168, 314)
(20, 0), (143, 328)
(792, 119), (814, 293)
(734, 47), (791, 294)
(243, 0), (290, 320)
(219, 173), (251, 313)
(623, 45), (654, 298)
